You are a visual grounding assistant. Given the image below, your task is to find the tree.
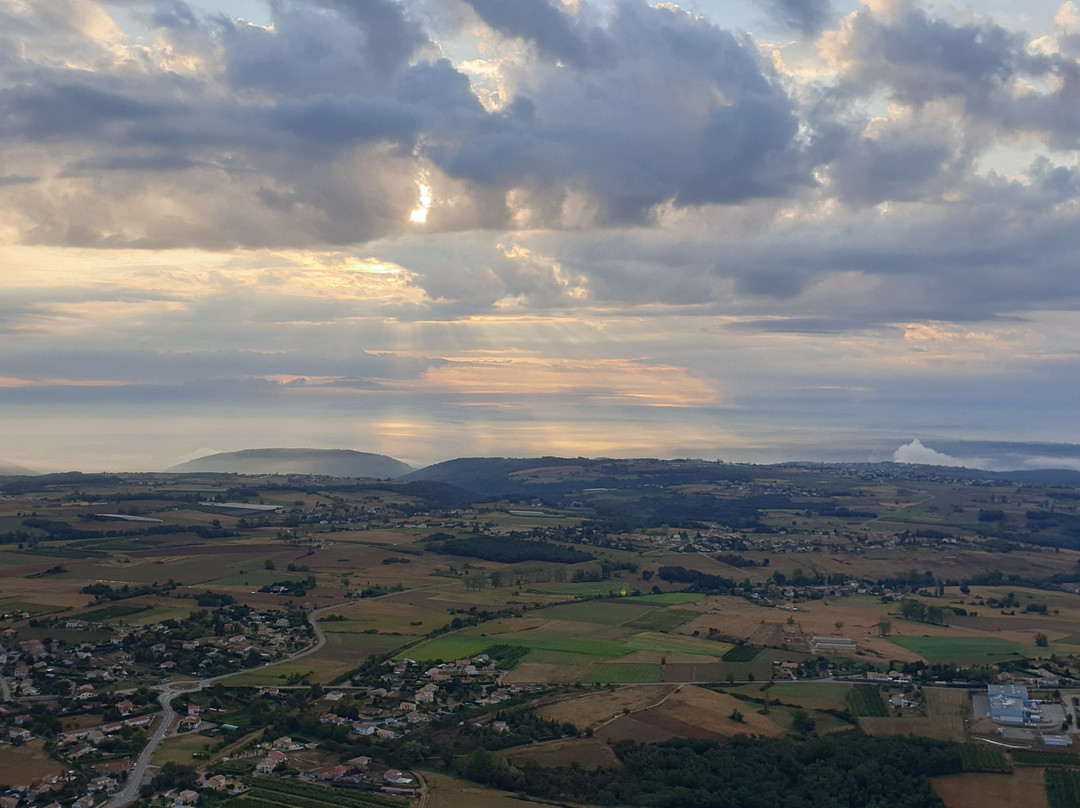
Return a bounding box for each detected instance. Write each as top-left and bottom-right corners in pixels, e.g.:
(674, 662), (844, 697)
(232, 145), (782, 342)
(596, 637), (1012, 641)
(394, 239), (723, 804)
(834, 621), (844, 634)
(264, 559), (275, 570)
(1035, 632), (1049, 647)
(877, 617), (892, 637)
(791, 710), (816, 735)
(729, 709), (744, 723)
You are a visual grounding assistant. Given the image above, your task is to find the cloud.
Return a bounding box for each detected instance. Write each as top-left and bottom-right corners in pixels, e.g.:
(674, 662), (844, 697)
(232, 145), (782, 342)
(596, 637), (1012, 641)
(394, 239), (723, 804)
(893, 439), (970, 467)
(0, 0), (810, 248)
(757, 0), (832, 36)
(461, 0), (610, 68)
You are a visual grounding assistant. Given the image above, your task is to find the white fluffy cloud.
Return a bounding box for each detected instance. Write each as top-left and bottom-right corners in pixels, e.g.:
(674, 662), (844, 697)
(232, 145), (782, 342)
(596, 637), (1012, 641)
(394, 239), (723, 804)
(893, 439), (970, 467)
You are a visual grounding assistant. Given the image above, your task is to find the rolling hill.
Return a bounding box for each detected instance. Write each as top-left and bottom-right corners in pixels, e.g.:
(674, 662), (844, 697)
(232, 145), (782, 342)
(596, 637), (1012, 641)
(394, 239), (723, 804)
(168, 448), (414, 479)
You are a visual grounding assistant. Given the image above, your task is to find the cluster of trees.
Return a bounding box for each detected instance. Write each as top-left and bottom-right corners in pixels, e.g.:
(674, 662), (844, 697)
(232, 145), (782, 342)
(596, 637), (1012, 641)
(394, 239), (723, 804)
(81, 580), (178, 602)
(715, 554), (767, 568)
(657, 566), (737, 594)
(425, 534), (593, 564)
(461, 734), (964, 807)
(258, 576), (316, 596)
(573, 557), (639, 582)
(898, 598), (949, 625)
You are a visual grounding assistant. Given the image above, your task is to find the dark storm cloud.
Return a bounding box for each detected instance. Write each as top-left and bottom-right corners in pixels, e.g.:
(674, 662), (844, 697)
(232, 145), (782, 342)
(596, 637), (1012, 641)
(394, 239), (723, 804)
(437, 1), (808, 223)
(756, 0), (831, 36)
(461, 0), (611, 68)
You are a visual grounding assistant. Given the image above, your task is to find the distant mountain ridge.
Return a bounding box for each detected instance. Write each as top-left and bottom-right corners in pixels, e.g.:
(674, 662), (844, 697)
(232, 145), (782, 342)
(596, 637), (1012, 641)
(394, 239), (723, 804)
(402, 456), (1080, 495)
(0, 458), (36, 475)
(168, 448), (414, 478)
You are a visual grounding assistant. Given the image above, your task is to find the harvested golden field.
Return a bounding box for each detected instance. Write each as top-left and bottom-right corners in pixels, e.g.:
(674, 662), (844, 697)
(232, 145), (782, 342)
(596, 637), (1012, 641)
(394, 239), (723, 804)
(647, 685), (784, 740)
(538, 685), (676, 729)
(932, 769), (1048, 808)
(0, 740), (65, 785)
(423, 771), (533, 808)
(500, 738), (622, 770)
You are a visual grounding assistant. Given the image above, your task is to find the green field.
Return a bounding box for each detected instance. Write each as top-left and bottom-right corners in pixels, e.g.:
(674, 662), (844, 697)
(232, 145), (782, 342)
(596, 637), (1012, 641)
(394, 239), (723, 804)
(722, 645), (762, 662)
(230, 778), (406, 808)
(538, 600), (654, 625)
(626, 609), (699, 632)
(395, 635), (493, 662)
(624, 631), (729, 658)
(960, 746), (1011, 773)
(534, 581), (644, 596)
(1047, 768), (1080, 808)
(206, 571), (315, 588)
(78, 604), (149, 621)
(887, 636), (1028, 663)
(846, 685), (889, 717)
(626, 592), (706, 605)
(763, 681), (852, 710)
(151, 732), (215, 765)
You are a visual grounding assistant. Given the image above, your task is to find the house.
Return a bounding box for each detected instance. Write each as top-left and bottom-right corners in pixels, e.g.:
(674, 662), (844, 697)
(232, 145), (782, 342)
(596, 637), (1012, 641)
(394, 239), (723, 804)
(492, 721), (510, 734)
(176, 790), (200, 806)
(255, 754), (284, 775)
(117, 700), (134, 716)
(93, 761), (131, 777)
(88, 777), (118, 793)
(124, 715), (152, 727)
(202, 775), (228, 791)
(9, 728), (31, 742)
(383, 770), (414, 785)
(179, 717), (201, 731)
(317, 765), (353, 781)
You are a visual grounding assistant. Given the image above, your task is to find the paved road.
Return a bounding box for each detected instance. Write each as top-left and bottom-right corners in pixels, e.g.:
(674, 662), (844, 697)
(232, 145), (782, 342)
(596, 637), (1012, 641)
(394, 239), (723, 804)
(104, 687), (178, 808)
(102, 585), (445, 807)
(102, 597), (360, 808)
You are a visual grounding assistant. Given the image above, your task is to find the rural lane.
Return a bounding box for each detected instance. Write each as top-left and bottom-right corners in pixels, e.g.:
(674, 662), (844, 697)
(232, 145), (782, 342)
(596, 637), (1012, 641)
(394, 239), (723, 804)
(102, 586), (434, 808)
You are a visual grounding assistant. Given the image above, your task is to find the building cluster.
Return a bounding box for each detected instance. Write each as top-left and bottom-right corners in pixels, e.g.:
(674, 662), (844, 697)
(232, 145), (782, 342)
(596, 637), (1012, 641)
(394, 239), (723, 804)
(307, 756), (419, 795)
(311, 654), (518, 742)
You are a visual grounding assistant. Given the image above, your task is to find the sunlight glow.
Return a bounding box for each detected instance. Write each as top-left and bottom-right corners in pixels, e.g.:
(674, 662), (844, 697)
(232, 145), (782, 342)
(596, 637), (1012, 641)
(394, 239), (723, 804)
(409, 182), (432, 224)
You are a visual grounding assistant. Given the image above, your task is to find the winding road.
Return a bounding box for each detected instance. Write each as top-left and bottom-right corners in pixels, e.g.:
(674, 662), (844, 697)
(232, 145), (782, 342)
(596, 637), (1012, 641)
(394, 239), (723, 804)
(104, 599), (341, 808)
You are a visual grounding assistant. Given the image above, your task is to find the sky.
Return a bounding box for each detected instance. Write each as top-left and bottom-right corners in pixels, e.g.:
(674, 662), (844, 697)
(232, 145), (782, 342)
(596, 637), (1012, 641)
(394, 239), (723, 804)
(3, 0), (1080, 473)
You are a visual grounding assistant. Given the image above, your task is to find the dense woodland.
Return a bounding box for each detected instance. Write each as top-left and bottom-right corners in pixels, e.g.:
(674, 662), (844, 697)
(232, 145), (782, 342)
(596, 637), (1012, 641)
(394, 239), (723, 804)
(463, 734), (963, 808)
